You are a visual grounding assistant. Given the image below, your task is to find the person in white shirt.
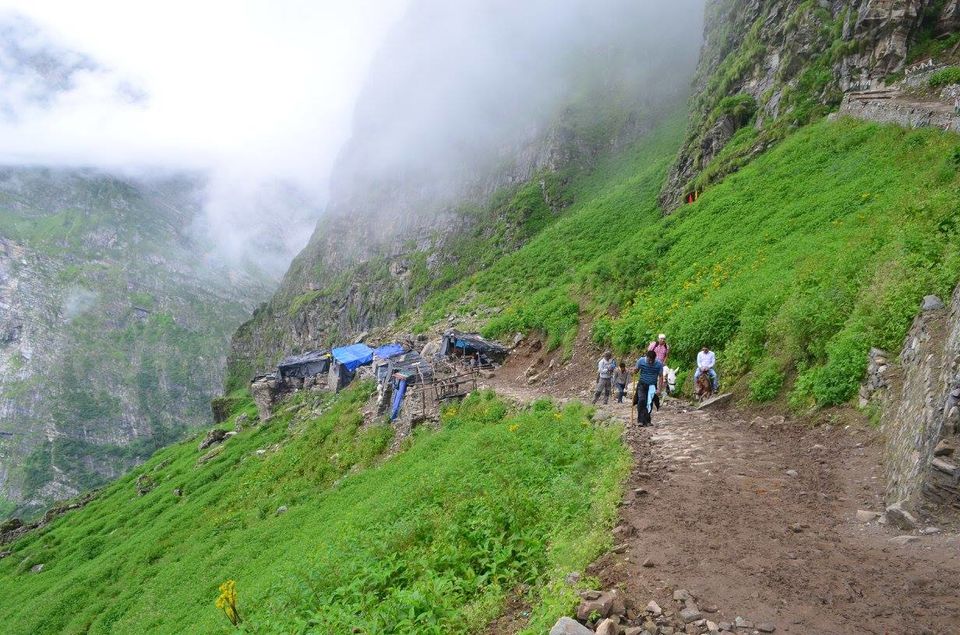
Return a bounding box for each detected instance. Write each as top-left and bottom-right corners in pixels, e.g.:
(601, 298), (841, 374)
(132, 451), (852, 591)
(592, 351), (617, 405)
(694, 346), (718, 391)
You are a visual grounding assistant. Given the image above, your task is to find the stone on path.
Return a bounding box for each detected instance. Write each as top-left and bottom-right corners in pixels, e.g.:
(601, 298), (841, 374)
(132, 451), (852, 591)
(680, 607), (702, 623)
(576, 589), (625, 621)
(549, 617), (593, 635)
(646, 600), (663, 616)
(856, 510), (880, 523)
(697, 393), (733, 410)
(884, 502), (917, 530)
(757, 623), (777, 633)
(595, 618), (619, 635)
(889, 535), (919, 545)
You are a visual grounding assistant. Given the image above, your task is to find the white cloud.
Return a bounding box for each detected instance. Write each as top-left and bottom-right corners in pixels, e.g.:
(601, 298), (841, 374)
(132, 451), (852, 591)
(0, 0), (408, 275)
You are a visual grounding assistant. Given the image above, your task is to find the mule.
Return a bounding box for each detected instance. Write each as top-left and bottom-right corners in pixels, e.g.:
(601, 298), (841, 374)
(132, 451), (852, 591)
(695, 369), (714, 402)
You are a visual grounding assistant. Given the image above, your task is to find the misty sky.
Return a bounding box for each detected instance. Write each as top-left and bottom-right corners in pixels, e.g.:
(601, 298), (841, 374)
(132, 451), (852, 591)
(0, 0), (408, 275)
(0, 0), (706, 277)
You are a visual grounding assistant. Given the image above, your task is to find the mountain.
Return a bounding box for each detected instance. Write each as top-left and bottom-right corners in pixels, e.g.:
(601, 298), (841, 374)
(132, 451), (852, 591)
(225, 0), (704, 389)
(4, 1), (960, 633)
(0, 167), (271, 517)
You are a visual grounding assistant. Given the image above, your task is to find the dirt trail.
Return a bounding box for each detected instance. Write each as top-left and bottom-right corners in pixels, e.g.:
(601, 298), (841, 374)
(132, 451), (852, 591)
(483, 343), (960, 635)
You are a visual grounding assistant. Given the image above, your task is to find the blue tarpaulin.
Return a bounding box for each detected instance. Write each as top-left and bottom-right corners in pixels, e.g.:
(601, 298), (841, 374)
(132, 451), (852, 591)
(373, 343), (406, 360)
(390, 378), (407, 420)
(331, 344), (374, 372)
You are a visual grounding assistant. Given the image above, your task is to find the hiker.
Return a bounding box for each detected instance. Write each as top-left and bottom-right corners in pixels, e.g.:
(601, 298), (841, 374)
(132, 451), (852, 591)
(647, 333), (670, 364)
(635, 349), (663, 426)
(694, 345), (719, 392)
(592, 351), (617, 405)
(613, 362), (630, 403)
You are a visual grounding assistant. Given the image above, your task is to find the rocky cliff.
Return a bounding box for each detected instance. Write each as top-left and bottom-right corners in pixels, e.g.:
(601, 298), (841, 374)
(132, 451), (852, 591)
(0, 168), (269, 517)
(226, 0), (704, 388)
(660, 0), (960, 210)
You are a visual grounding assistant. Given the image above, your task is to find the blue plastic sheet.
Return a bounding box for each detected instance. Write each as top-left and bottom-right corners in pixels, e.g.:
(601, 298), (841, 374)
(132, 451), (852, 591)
(390, 378), (407, 420)
(373, 343), (405, 360)
(331, 344), (374, 372)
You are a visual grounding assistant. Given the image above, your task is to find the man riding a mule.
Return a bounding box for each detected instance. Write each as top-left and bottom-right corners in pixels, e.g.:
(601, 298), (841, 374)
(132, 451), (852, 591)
(694, 345), (719, 397)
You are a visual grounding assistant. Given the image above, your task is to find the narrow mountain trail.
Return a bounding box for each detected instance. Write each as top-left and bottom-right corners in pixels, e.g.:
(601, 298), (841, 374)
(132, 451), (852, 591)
(484, 353), (960, 634)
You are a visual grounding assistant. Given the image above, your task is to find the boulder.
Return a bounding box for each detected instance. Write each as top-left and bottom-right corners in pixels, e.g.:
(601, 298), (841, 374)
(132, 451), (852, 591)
(680, 607), (702, 623)
(135, 474), (156, 496)
(197, 445), (224, 465)
(595, 618), (619, 635)
(884, 502), (918, 530)
(198, 428), (228, 451)
(934, 439), (955, 457)
(549, 617), (593, 635)
(696, 393), (733, 410)
(576, 589), (625, 621)
(922, 295), (945, 312)
(30, 563), (44, 573)
(250, 377), (280, 421)
(0, 518), (23, 534)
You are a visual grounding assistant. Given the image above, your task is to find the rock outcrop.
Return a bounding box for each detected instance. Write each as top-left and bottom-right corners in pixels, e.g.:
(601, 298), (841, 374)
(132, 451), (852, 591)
(660, 0), (958, 212)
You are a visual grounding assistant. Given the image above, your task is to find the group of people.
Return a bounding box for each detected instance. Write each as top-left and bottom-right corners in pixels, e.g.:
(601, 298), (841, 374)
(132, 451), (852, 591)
(592, 334), (719, 426)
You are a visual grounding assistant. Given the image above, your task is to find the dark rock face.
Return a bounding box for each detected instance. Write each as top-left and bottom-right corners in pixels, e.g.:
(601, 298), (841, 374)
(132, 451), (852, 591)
(660, 0), (947, 212)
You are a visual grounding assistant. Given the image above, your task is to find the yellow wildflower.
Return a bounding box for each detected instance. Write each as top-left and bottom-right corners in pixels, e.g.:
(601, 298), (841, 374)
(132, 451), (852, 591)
(215, 579), (242, 626)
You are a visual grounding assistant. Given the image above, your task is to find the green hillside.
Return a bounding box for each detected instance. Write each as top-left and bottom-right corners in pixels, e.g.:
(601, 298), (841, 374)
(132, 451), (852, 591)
(415, 116), (960, 407)
(3, 112), (960, 633)
(0, 386), (627, 634)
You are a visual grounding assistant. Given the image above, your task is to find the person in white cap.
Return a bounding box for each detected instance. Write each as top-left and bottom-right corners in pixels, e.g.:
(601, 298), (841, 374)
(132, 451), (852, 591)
(647, 333), (670, 364)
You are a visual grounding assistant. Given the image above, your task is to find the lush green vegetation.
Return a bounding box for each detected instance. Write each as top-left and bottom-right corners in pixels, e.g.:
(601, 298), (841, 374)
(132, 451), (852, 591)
(929, 66), (960, 88)
(0, 386), (628, 634)
(415, 117), (960, 408)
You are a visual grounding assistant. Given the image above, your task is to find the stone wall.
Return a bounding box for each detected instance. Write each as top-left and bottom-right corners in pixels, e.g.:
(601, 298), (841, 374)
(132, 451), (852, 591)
(837, 91), (960, 132)
(881, 287), (960, 510)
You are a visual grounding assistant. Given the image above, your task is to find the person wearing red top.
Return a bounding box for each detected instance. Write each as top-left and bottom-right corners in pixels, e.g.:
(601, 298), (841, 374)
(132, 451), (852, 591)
(647, 333), (669, 364)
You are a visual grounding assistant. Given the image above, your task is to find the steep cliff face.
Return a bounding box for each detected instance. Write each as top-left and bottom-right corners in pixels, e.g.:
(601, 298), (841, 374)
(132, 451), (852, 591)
(226, 0), (704, 388)
(660, 0), (958, 210)
(0, 168), (269, 517)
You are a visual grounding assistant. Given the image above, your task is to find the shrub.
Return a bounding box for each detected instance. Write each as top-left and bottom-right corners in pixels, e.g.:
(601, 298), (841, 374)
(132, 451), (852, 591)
(749, 362), (786, 403)
(929, 66), (960, 88)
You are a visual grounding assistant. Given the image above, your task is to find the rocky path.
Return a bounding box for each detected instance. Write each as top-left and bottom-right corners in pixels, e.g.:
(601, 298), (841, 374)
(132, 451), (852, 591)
(485, 368), (960, 634)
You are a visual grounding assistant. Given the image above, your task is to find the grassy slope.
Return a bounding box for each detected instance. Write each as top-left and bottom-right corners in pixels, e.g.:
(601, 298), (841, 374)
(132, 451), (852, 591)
(0, 386), (628, 634)
(418, 116), (960, 407)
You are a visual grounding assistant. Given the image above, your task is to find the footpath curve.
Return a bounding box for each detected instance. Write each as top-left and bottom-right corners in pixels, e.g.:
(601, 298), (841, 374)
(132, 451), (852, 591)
(483, 356), (960, 635)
